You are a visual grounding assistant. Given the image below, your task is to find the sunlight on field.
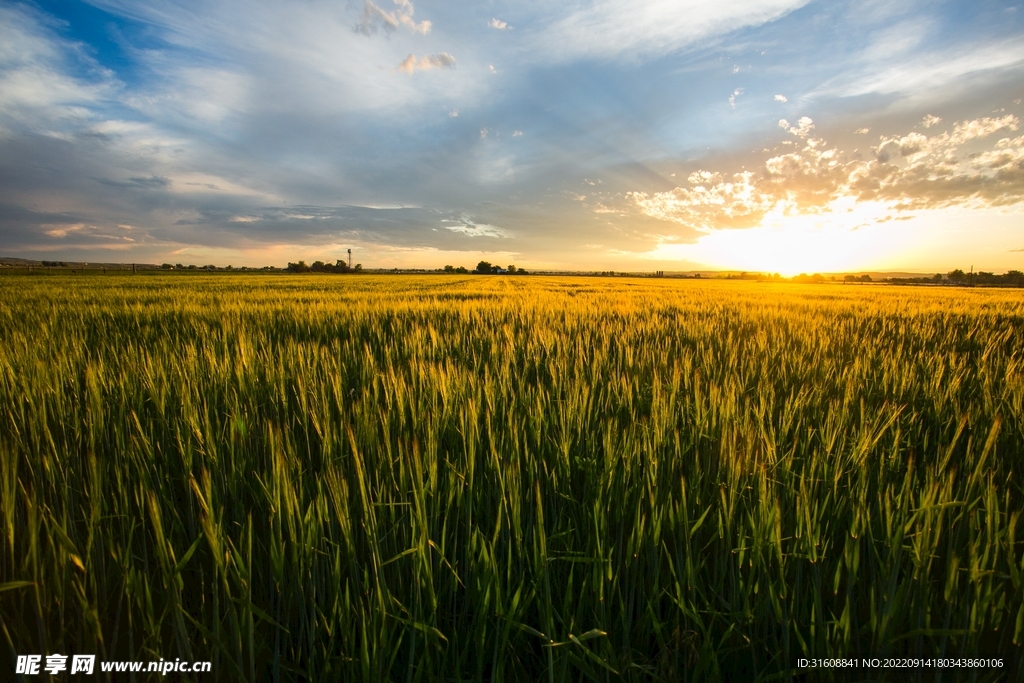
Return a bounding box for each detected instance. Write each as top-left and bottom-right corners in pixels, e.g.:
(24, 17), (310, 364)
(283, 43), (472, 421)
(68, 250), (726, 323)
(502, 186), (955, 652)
(1, 273), (1022, 680)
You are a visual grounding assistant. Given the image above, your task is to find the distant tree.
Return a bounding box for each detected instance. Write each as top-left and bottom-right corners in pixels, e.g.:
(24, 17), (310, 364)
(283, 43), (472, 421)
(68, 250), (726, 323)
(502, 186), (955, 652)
(455, 266), (468, 274)
(948, 269), (966, 283)
(933, 273), (943, 282)
(476, 260), (493, 274)
(175, 263), (184, 270)
(443, 265), (455, 273)
(354, 264), (363, 272)
(161, 263), (173, 269)
(976, 271), (996, 285)
(187, 264), (197, 270)
(287, 261), (310, 273)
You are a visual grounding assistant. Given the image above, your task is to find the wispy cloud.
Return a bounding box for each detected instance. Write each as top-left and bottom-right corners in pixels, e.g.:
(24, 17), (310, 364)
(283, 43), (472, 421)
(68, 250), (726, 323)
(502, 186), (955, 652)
(818, 38), (1024, 98)
(774, 94), (787, 102)
(489, 18), (510, 30)
(531, 0), (811, 63)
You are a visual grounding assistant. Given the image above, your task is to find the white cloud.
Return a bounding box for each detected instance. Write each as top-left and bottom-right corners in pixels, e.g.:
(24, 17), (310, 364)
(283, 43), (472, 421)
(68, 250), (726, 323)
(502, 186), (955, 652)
(774, 94), (787, 102)
(921, 114), (942, 128)
(449, 109), (458, 117)
(397, 52), (456, 74)
(443, 219), (510, 238)
(779, 116), (814, 137)
(631, 171), (776, 230)
(488, 64), (497, 73)
(489, 18), (510, 30)
(531, 0), (811, 63)
(357, 0), (431, 35)
(729, 88), (744, 108)
(480, 128), (488, 139)
(512, 130), (523, 137)
(0, 5), (117, 136)
(948, 115), (1018, 144)
(855, 127), (870, 134)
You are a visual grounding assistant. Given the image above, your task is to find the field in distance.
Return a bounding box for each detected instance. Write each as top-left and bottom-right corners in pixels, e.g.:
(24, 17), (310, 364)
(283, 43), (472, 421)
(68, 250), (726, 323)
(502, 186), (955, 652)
(1, 274), (1022, 681)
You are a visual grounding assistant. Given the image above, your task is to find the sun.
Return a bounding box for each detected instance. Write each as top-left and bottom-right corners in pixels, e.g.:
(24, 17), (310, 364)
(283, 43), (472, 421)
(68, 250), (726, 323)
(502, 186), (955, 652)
(652, 200), (909, 276)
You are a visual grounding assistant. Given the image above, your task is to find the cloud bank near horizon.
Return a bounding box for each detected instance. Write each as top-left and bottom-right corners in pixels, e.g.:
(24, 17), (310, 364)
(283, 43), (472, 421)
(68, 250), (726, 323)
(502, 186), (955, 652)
(629, 114), (1024, 231)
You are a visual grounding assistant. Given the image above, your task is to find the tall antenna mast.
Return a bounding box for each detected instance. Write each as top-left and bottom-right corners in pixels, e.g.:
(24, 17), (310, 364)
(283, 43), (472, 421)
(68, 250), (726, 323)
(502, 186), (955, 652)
(348, 249), (352, 269)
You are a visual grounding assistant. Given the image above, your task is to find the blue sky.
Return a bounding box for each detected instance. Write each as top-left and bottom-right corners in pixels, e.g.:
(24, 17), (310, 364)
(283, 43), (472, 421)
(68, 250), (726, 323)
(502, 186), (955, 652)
(2, 0), (1023, 272)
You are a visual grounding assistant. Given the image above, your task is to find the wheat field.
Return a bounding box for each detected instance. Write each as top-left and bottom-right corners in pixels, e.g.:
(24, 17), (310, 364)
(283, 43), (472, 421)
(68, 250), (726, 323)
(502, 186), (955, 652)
(1, 273), (1022, 681)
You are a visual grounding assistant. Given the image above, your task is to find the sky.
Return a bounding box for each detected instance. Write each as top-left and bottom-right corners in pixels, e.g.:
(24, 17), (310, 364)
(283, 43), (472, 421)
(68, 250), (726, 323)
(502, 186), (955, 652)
(1, 0), (1023, 274)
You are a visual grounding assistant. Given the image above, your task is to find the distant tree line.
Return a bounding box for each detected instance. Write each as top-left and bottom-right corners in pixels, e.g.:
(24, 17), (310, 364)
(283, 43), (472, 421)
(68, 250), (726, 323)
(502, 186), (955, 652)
(450, 261), (529, 274)
(892, 270), (1024, 286)
(947, 269), (1023, 286)
(159, 263), (274, 271)
(286, 260), (362, 273)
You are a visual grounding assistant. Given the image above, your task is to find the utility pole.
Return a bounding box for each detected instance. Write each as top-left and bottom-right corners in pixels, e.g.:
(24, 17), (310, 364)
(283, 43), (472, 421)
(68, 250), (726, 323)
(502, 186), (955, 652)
(348, 249), (352, 269)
